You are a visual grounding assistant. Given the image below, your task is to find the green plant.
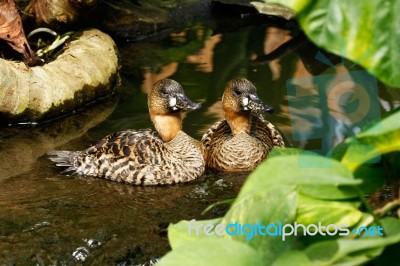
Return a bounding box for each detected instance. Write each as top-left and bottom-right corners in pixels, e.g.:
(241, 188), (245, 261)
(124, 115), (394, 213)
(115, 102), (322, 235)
(252, 0), (400, 88)
(157, 109), (400, 265)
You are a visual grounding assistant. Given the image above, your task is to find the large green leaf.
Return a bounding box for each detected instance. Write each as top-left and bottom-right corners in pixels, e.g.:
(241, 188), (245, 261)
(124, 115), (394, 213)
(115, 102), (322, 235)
(221, 185), (298, 264)
(272, 250), (311, 266)
(269, 149), (361, 200)
(219, 151), (363, 263)
(238, 151), (361, 199)
(157, 239), (264, 266)
(297, 213), (375, 248)
(298, 185), (359, 200)
(166, 186), (298, 264)
(162, 146), (398, 265)
(297, 195), (362, 228)
(254, 0), (400, 87)
(304, 217), (400, 265)
(167, 218), (222, 250)
(375, 217), (400, 266)
(379, 217), (400, 236)
(340, 110), (400, 171)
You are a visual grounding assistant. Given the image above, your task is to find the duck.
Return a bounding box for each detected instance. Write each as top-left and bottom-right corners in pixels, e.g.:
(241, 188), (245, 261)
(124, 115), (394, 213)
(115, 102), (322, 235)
(201, 78), (284, 172)
(48, 79), (205, 185)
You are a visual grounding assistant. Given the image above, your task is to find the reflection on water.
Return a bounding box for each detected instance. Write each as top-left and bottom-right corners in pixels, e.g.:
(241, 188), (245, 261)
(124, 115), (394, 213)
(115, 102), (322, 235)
(1, 20), (400, 264)
(287, 65), (382, 154)
(0, 100), (117, 182)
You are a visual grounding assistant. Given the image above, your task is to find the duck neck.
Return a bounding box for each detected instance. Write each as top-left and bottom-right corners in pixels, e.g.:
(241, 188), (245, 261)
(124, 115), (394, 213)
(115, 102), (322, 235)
(150, 111), (182, 142)
(224, 109), (252, 135)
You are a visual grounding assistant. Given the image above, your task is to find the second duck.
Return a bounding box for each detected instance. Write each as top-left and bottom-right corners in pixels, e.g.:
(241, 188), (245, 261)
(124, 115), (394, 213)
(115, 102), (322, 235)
(202, 78), (284, 172)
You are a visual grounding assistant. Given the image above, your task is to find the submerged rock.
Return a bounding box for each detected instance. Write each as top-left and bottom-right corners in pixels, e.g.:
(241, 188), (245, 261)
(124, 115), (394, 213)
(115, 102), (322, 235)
(0, 28), (119, 123)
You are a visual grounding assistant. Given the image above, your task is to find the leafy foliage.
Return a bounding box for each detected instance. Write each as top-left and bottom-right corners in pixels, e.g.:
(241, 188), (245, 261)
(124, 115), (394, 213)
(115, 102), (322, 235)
(339, 110), (400, 171)
(158, 109), (400, 265)
(157, 2), (400, 262)
(253, 0), (400, 87)
(158, 239), (264, 266)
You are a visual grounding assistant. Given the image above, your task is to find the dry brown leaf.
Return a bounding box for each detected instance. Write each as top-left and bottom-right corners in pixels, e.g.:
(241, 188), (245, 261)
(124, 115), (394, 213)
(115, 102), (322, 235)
(0, 0), (37, 65)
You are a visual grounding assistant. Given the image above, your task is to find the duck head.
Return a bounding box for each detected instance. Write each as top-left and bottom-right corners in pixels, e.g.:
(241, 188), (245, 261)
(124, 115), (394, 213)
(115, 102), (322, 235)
(222, 78), (273, 135)
(149, 79), (200, 142)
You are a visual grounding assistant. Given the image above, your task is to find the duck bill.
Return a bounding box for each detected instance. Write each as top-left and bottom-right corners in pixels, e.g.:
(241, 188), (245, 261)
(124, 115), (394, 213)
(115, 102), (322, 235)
(176, 94), (201, 111)
(264, 103), (274, 114)
(248, 94), (274, 114)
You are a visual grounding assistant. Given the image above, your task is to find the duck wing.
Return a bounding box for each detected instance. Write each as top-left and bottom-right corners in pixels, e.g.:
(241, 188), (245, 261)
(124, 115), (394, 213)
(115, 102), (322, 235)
(201, 120), (231, 150)
(82, 128), (166, 164)
(252, 116), (285, 147)
(48, 129), (168, 177)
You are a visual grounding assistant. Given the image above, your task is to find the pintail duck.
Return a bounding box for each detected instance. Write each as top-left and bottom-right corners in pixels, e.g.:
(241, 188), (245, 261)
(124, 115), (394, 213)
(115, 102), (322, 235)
(48, 79), (205, 185)
(201, 78), (284, 172)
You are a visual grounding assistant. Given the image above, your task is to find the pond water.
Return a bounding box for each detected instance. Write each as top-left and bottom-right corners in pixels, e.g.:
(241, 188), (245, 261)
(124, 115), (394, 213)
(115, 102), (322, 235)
(1, 15), (399, 265)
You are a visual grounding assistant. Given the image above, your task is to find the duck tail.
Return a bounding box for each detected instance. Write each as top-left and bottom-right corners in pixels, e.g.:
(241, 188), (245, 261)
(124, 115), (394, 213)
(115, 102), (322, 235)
(47, 150), (81, 173)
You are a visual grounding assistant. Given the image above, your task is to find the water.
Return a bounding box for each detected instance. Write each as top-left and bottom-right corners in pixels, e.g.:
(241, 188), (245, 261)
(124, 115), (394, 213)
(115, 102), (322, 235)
(1, 19), (399, 265)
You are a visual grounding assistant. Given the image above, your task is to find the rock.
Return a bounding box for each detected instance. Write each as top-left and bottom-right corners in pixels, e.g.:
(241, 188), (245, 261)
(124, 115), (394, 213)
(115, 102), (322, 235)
(250, 2), (295, 20)
(0, 28), (119, 123)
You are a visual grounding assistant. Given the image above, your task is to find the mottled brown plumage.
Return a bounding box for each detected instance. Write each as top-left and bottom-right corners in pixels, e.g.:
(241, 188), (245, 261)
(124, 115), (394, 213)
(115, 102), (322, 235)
(48, 79), (205, 185)
(202, 78), (284, 172)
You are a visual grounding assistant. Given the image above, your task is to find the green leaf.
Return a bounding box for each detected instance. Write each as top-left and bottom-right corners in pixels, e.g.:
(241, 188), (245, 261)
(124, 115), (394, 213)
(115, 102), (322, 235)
(158, 239), (263, 266)
(373, 217), (400, 266)
(304, 218), (400, 265)
(304, 240), (339, 263)
(297, 195), (362, 228)
(257, 0), (400, 87)
(217, 150), (365, 263)
(269, 149), (361, 199)
(349, 213), (375, 236)
(167, 218), (222, 250)
(238, 151), (361, 199)
(298, 212), (374, 249)
(327, 252), (383, 266)
(357, 110), (400, 138)
(201, 198), (235, 215)
(380, 217), (400, 236)
(272, 250), (311, 266)
(221, 185), (298, 264)
(299, 185), (359, 200)
(340, 110), (400, 171)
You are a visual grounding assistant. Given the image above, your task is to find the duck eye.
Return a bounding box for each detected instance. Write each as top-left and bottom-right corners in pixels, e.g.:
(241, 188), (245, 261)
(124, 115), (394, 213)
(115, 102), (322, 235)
(233, 88), (242, 95)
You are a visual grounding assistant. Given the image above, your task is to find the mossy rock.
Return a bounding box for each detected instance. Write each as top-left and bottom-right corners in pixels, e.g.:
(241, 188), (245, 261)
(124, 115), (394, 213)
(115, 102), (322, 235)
(0, 28), (119, 123)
